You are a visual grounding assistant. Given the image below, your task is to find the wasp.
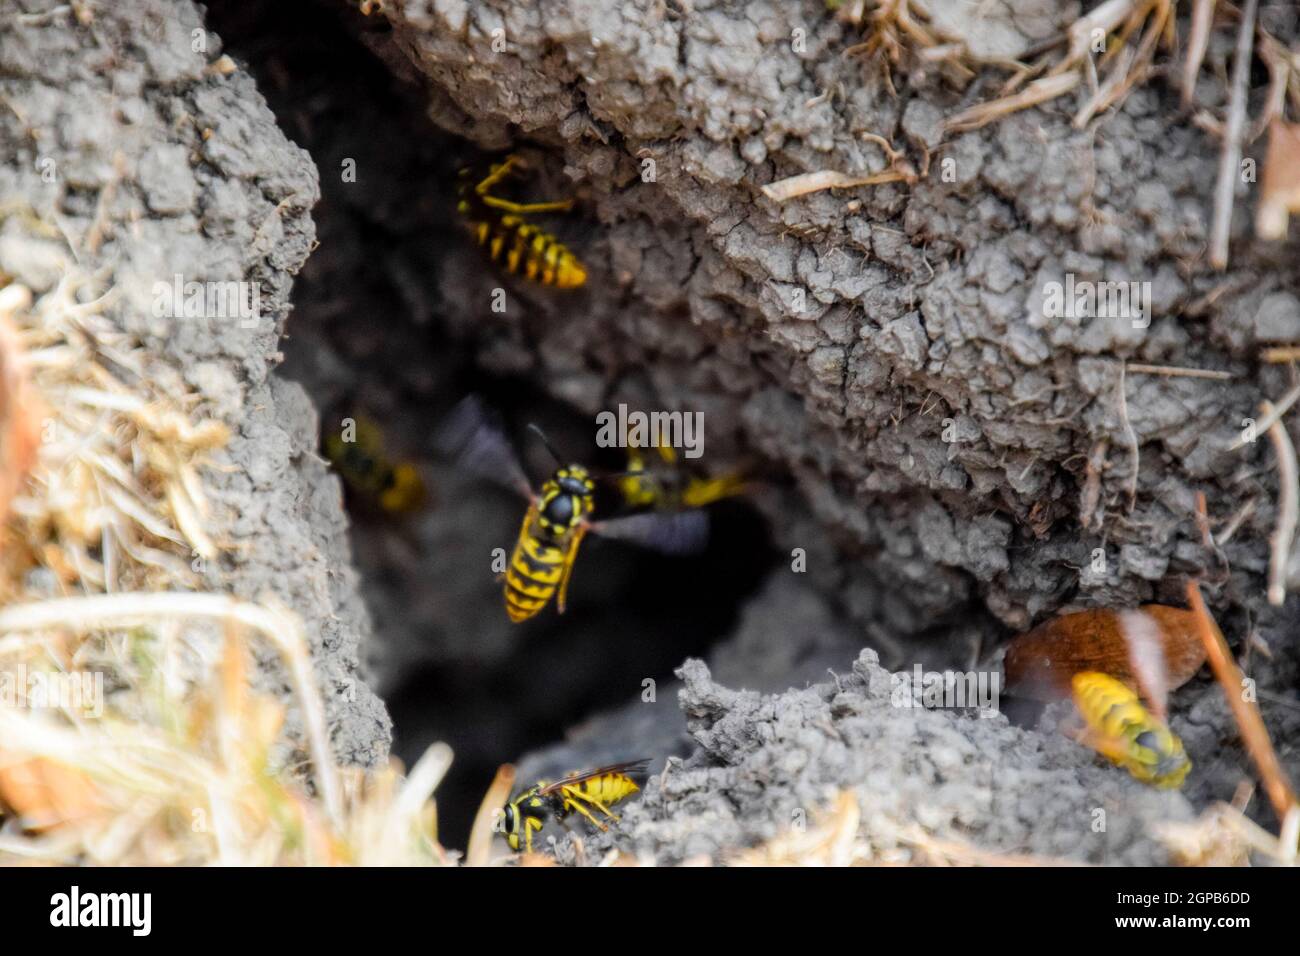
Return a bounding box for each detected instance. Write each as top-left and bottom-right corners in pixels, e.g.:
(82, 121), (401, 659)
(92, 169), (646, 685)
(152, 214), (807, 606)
(456, 154), (587, 289)
(618, 440), (748, 511)
(324, 415), (426, 513)
(503, 759), (649, 853)
(438, 398), (709, 622)
(1070, 671), (1191, 789)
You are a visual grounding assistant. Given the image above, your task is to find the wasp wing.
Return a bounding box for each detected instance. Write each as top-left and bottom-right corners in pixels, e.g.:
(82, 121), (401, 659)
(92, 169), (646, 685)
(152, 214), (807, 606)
(535, 759), (652, 798)
(1118, 609), (1170, 721)
(435, 396), (532, 500)
(589, 509), (709, 555)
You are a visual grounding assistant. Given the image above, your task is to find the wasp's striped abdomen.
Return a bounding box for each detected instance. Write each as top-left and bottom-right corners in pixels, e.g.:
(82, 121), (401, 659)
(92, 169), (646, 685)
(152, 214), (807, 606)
(471, 210), (586, 289)
(504, 527), (567, 623)
(565, 769), (642, 809)
(1071, 671), (1190, 789)
(457, 157), (587, 289)
(325, 417), (426, 513)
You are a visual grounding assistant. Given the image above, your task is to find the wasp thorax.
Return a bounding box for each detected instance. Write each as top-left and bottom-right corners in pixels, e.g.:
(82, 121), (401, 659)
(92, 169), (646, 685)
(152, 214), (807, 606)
(554, 466), (594, 496)
(542, 493), (575, 525)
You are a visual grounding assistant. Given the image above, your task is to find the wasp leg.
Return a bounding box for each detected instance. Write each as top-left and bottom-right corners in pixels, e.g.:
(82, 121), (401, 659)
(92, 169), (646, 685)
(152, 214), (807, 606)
(580, 796), (619, 821)
(475, 155), (576, 214)
(681, 474), (748, 508)
(555, 524), (588, 614)
(479, 195), (575, 215)
(559, 787), (612, 832)
(474, 155), (524, 196)
(561, 796), (611, 832)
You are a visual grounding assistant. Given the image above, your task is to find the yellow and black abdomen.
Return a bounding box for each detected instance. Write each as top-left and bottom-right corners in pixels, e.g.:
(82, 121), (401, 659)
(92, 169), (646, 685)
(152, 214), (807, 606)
(566, 768), (642, 809)
(1071, 671), (1190, 789)
(456, 173), (587, 289)
(618, 447), (662, 508)
(503, 526), (567, 623)
(325, 418), (425, 513)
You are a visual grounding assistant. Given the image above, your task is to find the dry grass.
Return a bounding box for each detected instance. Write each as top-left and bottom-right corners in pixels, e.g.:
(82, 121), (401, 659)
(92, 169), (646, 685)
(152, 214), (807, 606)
(0, 227), (457, 865)
(0, 266), (226, 597)
(1186, 581), (1298, 827)
(837, 0), (1300, 251)
(836, 0), (1183, 135)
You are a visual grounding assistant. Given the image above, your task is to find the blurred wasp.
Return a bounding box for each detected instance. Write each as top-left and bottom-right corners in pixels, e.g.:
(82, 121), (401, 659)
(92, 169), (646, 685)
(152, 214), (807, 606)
(1071, 671), (1191, 789)
(1003, 606), (1199, 789)
(456, 154), (587, 289)
(618, 439), (748, 512)
(438, 398), (709, 623)
(324, 415), (426, 514)
(503, 759), (649, 853)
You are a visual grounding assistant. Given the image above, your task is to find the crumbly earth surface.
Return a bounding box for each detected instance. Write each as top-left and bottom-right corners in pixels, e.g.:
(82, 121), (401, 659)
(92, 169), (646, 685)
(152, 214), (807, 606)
(5, 0), (1298, 862)
(0, 0), (390, 767)
(552, 653), (1196, 866)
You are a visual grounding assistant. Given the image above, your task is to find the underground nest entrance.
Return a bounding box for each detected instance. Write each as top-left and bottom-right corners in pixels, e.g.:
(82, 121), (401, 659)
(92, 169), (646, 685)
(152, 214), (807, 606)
(328, 379), (775, 850)
(205, 1), (779, 849)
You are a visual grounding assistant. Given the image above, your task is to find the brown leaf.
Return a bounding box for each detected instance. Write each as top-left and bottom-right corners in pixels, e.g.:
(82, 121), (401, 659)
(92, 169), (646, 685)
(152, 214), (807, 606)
(0, 299), (43, 525)
(1003, 605), (1207, 702)
(0, 754), (102, 831)
(1257, 119), (1300, 241)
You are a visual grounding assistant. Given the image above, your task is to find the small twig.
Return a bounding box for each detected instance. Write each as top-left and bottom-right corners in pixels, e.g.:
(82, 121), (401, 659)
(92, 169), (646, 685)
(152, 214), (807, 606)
(1186, 581), (1298, 823)
(1186, 275), (1254, 316)
(1194, 491), (1214, 548)
(1194, 488), (1232, 583)
(1260, 399), (1299, 605)
(1249, 34), (1295, 143)
(1227, 381), (1300, 451)
(1126, 363), (1233, 380)
(1116, 362), (1139, 511)
(1080, 437), (1109, 530)
(1074, 0), (1171, 129)
(1181, 0), (1216, 109)
(760, 168), (908, 202)
(942, 72), (1081, 135)
(1261, 345), (1300, 363)
(1061, 0), (1138, 71)
(1073, 46), (1139, 128)
(1209, 0), (1258, 270)
(1216, 496), (1256, 544)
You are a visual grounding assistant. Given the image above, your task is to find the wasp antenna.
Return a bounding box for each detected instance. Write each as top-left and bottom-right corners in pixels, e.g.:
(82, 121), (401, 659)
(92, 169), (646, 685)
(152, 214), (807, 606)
(526, 423), (564, 467)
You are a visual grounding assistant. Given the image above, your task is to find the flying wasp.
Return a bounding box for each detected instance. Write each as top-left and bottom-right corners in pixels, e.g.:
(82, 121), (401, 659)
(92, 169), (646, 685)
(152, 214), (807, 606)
(1070, 671), (1191, 789)
(438, 398), (709, 623)
(457, 153), (588, 289)
(618, 440), (748, 512)
(324, 415), (426, 514)
(1003, 606), (1199, 789)
(502, 759), (649, 853)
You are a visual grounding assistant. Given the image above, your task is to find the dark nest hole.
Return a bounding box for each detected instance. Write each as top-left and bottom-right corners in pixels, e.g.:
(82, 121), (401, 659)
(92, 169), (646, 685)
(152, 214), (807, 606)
(208, 0), (778, 849)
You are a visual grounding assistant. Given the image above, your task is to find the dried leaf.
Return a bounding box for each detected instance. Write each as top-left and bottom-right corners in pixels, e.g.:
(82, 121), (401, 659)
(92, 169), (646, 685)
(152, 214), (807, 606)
(1257, 119), (1300, 241)
(0, 753), (102, 831)
(0, 287), (44, 525)
(1003, 605), (1207, 702)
